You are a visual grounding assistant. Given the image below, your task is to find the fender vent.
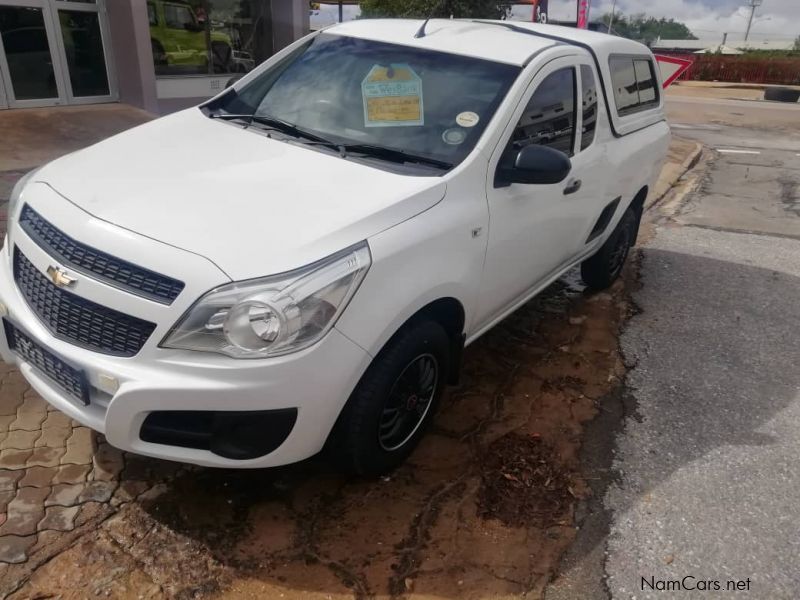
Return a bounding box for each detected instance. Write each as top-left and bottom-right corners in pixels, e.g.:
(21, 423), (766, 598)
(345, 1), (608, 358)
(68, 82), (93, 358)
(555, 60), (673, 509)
(586, 197), (621, 243)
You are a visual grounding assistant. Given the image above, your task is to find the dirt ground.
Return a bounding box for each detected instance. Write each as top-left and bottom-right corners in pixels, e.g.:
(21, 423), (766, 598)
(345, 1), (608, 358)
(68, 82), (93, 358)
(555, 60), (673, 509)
(666, 80), (800, 102)
(665, 81), (764, 101)
(5, 266), (633, 600)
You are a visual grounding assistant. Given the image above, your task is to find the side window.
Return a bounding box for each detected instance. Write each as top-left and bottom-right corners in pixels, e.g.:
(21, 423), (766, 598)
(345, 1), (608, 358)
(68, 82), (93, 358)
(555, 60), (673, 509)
(147, 3), (158, 27)
(610, 56), (659, 116)
(610, 57), (638, 113)
(634, 59), (657, 105)
(509, 67), (576, 157)
(580, 65), (597, 151)
(164, 4), (194, 29)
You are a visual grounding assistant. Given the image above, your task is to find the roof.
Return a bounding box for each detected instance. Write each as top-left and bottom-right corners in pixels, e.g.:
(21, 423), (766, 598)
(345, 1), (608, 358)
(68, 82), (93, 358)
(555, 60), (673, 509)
(653, 38), (795, 51)
(326, 19), (650, 66)
(694, 44), (742, 55)
(652, 39), (712, 51)
(735, 39), (796, 51)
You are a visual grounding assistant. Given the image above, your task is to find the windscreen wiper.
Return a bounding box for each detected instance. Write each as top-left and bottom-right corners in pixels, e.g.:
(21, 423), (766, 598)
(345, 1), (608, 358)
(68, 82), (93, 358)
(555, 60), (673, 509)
(250, 114), (339, 146)
(208, 112), (338, 147)
(209, 113), (452, 170)
(339, 144), (453, 170)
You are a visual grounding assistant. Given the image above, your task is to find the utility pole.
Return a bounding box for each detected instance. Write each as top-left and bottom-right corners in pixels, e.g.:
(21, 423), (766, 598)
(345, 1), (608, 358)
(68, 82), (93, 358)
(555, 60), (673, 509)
(607, 0), (617, 34)
(744, 0), (763, 42)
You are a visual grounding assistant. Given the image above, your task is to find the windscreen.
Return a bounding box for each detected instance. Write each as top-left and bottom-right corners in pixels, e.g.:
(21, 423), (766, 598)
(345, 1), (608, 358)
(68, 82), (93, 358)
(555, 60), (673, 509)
(210, 33), (521, 169)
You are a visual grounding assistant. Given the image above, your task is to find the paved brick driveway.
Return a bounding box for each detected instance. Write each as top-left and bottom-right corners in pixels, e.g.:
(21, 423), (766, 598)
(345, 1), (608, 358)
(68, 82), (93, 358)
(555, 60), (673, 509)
(0, 373), (122, 563)
(0, 170), (124, 567)
(0, 107), (162, 592)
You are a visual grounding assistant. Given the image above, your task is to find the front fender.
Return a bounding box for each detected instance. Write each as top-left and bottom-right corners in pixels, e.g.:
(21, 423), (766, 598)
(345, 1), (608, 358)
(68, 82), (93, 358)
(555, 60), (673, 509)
(336, 189), (488, 358)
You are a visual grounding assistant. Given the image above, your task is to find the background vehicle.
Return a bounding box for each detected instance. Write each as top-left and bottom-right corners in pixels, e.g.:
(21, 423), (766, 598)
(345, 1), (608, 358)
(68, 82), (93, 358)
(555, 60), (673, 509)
(1, 20), (669, 476)
(147, 0), (233, 73)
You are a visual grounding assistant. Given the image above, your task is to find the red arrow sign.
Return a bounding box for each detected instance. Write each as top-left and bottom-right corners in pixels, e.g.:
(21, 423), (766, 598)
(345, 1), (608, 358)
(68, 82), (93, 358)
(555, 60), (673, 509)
(655, 54), (693, 89)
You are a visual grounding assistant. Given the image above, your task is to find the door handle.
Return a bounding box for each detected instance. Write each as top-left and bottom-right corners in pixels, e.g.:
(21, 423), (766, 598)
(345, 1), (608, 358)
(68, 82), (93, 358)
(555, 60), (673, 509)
(563, 178), (582, 195)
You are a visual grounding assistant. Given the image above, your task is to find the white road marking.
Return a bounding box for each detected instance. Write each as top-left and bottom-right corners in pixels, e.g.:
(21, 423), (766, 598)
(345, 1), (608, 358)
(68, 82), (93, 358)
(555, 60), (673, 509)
(717, 149), (761, 155)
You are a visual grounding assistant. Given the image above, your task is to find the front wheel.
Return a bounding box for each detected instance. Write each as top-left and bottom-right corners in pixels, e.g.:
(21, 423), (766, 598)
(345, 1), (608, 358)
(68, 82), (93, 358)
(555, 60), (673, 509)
(581, 206), (638, 290)
(330, 320), (450, 476)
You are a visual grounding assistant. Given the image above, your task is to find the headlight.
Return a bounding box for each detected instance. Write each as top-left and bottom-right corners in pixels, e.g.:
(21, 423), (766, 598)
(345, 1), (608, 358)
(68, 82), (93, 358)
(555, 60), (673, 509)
(161, 242), (371, 358)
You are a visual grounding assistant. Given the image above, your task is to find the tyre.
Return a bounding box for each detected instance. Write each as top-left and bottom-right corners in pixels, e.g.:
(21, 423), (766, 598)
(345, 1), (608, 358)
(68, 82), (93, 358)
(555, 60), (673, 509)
(764, 87), (800, 103)
(331, 319), (450, 476)
(581, 206), (638, 290)
(151, 39), (167, 67)
(211, 42), (233, 73)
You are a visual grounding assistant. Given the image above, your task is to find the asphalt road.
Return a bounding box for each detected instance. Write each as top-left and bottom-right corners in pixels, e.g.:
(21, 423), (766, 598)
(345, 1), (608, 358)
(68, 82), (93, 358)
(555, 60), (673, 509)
(547, 95), (800, 599)
(608, 99), (800, 598)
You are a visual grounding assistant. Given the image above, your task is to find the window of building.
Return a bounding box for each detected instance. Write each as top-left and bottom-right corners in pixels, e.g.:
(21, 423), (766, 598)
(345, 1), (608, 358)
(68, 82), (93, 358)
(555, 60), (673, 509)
(509, 67), (576, 157)
(609, 56), (659, 116)
(164, 3), (194, 29)
(580, 65), (597, 151)
(150, 0), (270, 77)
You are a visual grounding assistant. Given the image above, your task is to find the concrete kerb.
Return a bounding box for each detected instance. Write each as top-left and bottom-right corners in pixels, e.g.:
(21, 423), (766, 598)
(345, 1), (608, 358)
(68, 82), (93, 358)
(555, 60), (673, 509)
(645, 141), (703, 211)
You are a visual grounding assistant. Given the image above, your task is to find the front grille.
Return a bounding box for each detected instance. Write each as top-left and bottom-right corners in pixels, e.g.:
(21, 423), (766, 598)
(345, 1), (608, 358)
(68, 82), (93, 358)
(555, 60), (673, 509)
(13, 248), (156, 357)
(19, 204), (184, 304)
(3, 319), (89, 404)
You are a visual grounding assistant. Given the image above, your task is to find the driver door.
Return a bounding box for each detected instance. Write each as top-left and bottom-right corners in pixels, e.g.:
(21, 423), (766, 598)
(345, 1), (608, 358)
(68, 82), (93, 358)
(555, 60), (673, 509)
(473, 56), (588, 331)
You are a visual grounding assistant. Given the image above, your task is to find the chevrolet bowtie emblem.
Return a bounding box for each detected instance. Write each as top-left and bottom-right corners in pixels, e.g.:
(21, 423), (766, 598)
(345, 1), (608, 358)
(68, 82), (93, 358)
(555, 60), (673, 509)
(46, 265), (77, 288)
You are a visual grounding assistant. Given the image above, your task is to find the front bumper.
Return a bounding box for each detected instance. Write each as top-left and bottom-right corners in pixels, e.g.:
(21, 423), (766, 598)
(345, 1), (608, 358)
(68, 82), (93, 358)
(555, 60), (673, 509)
(0, 239), (371, 468)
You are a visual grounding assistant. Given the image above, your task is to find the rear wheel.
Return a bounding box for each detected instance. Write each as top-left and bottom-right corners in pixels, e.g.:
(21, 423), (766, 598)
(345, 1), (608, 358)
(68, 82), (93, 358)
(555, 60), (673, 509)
(581, 207), (638, 290)
(331, 320), (450, 476)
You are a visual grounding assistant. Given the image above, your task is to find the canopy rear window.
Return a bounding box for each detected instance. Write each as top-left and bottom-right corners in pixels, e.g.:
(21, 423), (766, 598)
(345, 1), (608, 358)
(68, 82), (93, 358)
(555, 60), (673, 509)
(609, 56), (659, 117)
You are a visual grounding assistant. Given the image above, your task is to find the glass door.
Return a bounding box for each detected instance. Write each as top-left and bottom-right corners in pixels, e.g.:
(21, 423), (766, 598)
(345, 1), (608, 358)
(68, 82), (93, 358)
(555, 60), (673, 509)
(0, 0), (116, 108)
(0, 65), (8, 108)
(0, 0), (67, 108)
(51, 0), (117, 104)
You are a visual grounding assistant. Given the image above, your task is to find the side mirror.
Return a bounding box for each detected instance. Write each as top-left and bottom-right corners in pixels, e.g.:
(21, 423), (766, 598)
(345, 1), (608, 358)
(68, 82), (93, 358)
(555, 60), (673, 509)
(496, 144), (572, 187)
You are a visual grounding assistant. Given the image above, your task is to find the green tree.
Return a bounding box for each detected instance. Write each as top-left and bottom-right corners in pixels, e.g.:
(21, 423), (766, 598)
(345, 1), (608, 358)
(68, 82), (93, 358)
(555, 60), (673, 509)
(603, 13), (696, 44)
(359, 0), (510, 20)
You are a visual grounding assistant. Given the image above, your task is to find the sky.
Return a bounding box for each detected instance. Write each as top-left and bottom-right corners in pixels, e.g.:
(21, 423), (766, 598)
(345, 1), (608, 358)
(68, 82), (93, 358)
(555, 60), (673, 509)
(310, 0), (798, 42)
(518, 0), (798, 42)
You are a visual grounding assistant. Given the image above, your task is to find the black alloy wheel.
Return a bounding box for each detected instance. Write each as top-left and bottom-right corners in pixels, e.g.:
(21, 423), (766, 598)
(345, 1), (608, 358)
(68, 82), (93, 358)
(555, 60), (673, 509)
(378, 353), (439, 451)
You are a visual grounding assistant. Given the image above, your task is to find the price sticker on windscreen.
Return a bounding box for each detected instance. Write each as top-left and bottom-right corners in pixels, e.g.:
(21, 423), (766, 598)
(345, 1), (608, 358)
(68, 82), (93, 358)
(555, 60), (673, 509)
(362, 64), (424, 127)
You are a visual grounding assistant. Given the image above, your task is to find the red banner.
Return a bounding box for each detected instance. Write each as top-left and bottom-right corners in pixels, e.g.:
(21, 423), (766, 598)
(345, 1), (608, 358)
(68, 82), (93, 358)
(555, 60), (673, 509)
(576, 0), (591, 28)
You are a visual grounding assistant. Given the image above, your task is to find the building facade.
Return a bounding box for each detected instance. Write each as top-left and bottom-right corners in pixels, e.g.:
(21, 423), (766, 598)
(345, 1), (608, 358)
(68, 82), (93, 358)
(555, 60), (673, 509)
(0, 0), (309, 114)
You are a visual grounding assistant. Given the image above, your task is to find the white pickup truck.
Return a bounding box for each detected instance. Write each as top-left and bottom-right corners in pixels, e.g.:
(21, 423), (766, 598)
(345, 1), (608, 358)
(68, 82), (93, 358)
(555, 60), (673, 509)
(1, 19), (669, 474)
